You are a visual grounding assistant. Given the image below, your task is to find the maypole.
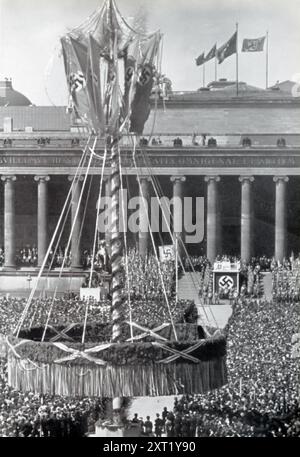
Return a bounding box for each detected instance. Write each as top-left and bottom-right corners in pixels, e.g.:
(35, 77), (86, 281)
(107, 1), (125, 345)
(107, 1), (126, 423)
(110, 136), (125, 342)
(109, 135), (126, 423)
(5, 0), (228, 439)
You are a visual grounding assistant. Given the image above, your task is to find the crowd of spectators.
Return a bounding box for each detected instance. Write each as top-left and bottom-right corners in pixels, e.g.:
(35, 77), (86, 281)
(0, 364), (107, 437)
(82, 242), (110, 273)
(165, 298), (300, 437)
(125, 248), (174, 301)
(0, 295), (112, 436)
(0, 246), (72, 269)
(0, 250), (299, 437)
(183, 255), (210, 272)
(48, 247), (72, 268)
(128, 296), (300, 437)
(272, 257), (300, 302)
(16, 247), (38, 268)
(0, 296), (111, 336)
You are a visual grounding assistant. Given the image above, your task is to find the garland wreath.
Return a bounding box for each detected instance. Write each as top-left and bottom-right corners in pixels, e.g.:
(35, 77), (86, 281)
(7, 325), (226, 367)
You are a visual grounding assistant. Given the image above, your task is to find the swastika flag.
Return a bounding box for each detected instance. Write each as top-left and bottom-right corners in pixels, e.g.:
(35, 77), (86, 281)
(217, 31), (237, 64)
(242, 36), (266, 52)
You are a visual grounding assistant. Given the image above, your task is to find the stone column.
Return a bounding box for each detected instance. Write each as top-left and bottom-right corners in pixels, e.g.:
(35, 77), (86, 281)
(170, 176), (186, 259)
(205, 176), (220, 264)
(1, 175), (17, 269)
(274, 176), (289, 262)
(68, 175), (83, 269)
(239, 176), (254, 262)
(139, 176), (151, 257)
(34, 176), (50, 267)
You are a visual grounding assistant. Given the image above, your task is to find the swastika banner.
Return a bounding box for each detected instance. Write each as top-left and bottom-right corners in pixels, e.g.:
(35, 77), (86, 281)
(214, 272), (239, 294)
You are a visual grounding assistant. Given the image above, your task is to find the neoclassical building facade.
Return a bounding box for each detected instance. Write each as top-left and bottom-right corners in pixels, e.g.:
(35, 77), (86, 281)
(0, 78), (300, 272)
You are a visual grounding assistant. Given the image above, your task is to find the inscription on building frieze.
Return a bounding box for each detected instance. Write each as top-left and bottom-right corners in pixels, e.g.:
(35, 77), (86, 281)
(0, 152), (298, 168)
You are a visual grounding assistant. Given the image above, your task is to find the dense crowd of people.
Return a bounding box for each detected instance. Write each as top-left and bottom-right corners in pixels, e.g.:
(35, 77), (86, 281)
(0, 296), (113, 437)
(272, 255), (300, 302)
(128, 297), (300, 437)
(167, 298), (299, 437)
(0, 250), (299, 437)
(125, 248), (174, 300)
(0, 296), (111, 336)
(0, 365), (106, 437)
(16, 247), (38, 267)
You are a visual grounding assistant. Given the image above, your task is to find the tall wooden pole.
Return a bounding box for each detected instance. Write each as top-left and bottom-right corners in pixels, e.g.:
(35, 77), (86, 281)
(108, 1), (126, 427)
(236, 23), (239, 96)
(215, 53), (217, 82)
(175, 234), (178, 305)
(110, 136), (124, 342)
(266, 30), (269, 89)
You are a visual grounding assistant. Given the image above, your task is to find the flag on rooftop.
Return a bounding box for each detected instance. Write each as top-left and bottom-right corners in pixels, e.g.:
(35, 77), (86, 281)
(195, 52), (205, 66)
(217, 31), (237, 64)
(205, 44), (217, 62)
(242, 36), (266, 52)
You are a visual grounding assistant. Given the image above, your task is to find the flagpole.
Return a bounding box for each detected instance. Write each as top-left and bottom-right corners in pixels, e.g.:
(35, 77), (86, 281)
(203, 62), (205, 87)
(266, 30), (269, 89)
(236, 22), (239, 96)
(175, 234), (178, 306)
(215, 52), (217, 82)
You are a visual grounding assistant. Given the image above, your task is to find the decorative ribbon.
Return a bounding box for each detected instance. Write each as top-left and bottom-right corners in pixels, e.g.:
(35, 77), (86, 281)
(47, 323), (78, 342)
(17, 358), (46, 372)
(6, 337), (29, 358)
(125, 321), (170, 342)
(53, 342), (112, 365)
(154, 340), (207, 364)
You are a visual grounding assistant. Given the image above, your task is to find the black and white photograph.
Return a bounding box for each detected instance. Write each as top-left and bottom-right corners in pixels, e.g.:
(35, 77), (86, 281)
(0, 0), (299, 445)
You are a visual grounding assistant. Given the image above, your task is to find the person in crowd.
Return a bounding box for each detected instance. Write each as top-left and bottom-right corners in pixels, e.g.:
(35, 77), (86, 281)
(242, 137), (252, 147)
(131, 413), (139, 424)
(165, 417), (174, 437)
(162, 406), (169, 423)
(192, 133), (199, 146)
(173, 137), (183, 147)
(207, 137), (217, 147)
(143, 416), (153, 436)
(154, 413), (164, 437)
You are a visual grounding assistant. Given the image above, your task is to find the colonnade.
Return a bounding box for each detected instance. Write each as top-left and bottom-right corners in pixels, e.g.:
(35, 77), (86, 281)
(0, 174), (290, 269)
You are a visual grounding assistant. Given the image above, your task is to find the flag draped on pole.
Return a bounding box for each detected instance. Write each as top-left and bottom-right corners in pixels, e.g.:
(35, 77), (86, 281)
(129, 32), (161, 134)
(86, 34), (105, 133)
(205, 44), (216, 62)
(61, 0), (162, 136)
(62, 35), (106, 134)
(217, 31), (237, 64)
(195, 52), (205, 66)
(242, 36), (266, 52)
(61, 36), (93, 129)
(122, 39), (139, 122)
(106, 35), (121, 133)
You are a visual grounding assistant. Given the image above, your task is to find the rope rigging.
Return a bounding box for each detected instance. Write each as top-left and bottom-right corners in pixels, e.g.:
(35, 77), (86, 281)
(15, 135), (94, 336)
(136, 147), (219, 329)
(15, 0), (220, 343)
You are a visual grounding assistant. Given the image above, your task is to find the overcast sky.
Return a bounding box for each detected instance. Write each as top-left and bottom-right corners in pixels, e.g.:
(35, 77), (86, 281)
(0, 0), (299, 105)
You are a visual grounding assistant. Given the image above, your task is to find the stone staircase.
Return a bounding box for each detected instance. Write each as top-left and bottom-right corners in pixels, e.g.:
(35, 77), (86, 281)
(178, 271), (202, 303)
(178, 271), (233, 329)
(261, 272), (273, 301)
